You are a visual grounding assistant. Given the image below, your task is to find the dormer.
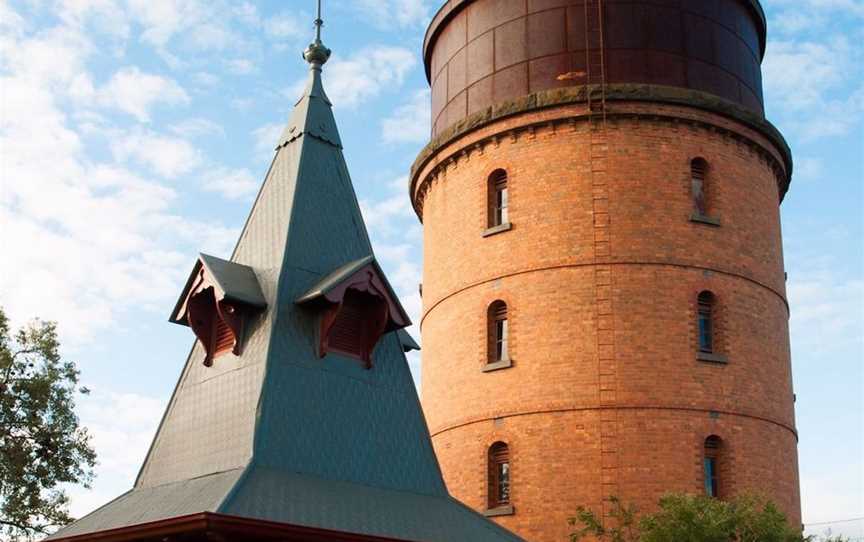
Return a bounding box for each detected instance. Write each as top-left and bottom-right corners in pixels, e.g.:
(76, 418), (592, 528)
(170, 254), (267, 367)
(296, 255), (411, 368)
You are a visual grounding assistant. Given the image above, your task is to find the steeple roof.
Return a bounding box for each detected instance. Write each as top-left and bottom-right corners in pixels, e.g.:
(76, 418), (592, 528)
(48, 9), (522, 542)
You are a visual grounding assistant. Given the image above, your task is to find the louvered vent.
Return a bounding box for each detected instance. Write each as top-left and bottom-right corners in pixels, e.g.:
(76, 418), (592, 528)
(213, 315), (236, 356)
(327, 299), (366, 357)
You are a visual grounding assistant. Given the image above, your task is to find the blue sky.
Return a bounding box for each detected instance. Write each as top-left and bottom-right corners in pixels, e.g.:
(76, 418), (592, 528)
(0, 0), (861, 538)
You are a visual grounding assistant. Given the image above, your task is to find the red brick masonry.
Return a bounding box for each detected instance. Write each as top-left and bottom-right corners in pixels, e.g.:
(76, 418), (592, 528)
(413, 100), (800, 542)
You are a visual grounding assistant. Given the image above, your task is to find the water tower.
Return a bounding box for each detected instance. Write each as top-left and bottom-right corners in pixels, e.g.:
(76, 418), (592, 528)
(410, 1), (799, 540)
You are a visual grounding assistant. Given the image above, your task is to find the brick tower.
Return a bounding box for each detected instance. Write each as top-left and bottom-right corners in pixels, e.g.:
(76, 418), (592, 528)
(409, 1), (800, 541)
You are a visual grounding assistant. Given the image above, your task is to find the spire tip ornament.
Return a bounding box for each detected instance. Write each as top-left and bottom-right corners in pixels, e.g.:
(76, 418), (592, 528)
(303, 0), (331, 67)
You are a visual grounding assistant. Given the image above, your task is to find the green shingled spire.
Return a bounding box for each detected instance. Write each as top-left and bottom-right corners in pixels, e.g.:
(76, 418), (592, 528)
(47, 3), (524, 540)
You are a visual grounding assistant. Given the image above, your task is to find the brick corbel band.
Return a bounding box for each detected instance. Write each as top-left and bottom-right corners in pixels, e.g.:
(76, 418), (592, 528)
(429, 405), (799, 441)
(409, 84), (794, 219)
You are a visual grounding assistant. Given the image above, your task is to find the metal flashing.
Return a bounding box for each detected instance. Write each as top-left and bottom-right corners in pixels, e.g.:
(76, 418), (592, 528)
(397, 329), (421, 352)
(295, 255), (375, 303)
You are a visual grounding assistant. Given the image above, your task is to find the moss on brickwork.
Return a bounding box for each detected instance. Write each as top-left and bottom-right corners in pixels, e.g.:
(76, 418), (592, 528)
(410, 84), (793, 199)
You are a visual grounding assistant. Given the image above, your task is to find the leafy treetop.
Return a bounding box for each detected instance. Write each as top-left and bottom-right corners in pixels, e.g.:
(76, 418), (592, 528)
(0, 307), (97, 541)
(569, 493), (849, 542)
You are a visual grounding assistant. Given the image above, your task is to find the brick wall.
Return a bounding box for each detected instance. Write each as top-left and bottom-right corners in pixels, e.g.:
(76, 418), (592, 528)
(414, 102), (800, 541)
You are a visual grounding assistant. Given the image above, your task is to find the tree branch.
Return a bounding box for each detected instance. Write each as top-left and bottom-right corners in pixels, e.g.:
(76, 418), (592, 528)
(0, 517), (52, 535)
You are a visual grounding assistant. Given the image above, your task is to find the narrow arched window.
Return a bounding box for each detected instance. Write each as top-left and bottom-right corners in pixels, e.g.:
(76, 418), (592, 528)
(697, 291), (715, 354)
(691, 158), (709, 217)
(488, 301), (509, 364)
(488, 169), (509, 227)
(704, 435), (722, 497)
(488, 442), (511, 509)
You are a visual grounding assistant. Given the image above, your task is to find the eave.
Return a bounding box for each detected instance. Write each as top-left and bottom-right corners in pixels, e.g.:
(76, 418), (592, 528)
(48, 513), (417, 542)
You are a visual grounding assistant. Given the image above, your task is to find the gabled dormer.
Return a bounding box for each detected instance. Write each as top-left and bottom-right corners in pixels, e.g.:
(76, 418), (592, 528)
(169, 253), (267, 366)
(296, 255), (411, 368)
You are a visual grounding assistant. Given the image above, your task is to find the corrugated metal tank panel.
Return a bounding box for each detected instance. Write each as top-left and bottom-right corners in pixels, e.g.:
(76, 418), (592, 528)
(425, 0), (767, 137)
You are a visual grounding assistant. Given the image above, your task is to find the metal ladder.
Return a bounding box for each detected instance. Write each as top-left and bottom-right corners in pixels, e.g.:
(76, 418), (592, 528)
(584, 0), (619, 525)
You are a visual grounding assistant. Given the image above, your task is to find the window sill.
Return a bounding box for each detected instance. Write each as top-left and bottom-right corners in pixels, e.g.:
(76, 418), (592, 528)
(484, 505), (515, 517)
(483, 358), (513, 372)
(698, 352), (728, 364)
(483, 222), (513, 237)
(690, 214), (721, 227)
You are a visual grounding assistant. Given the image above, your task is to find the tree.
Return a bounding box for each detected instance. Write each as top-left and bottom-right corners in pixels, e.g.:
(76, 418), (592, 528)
(570, 493), (806, 542)
(0, 307), (96, 541)
(640, 494), (802, 542)
(569, 496), (640, 542)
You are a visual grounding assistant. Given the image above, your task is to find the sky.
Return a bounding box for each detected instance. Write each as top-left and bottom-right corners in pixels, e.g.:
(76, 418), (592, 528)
(0, 0), (861, 539)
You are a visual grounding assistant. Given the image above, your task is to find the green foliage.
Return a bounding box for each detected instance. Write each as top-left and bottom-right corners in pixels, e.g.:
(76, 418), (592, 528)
(0, 307), (96, 541)
(569, 496), (640, 542)
(569, 493), (806, 542)
(640, 494), (802, 542)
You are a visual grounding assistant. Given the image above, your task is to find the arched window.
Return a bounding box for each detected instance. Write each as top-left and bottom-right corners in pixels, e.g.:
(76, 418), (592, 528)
(691, 158), (709, 217)
(704, 435), (722, 497)
(697, 291), (715, 354)
(488, 442), (511, 509)
(488, 169), (509, 228)
(488, 301), (509, 364)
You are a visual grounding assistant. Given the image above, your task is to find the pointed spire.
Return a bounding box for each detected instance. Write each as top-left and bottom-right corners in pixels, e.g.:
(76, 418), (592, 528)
(303, 0), (331, 67)
(278, 0), (340, 149)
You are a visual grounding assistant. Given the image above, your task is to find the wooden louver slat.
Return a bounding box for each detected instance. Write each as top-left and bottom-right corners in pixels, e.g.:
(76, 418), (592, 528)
(213, 316), (235, 355)
(327, 301), (365, 355)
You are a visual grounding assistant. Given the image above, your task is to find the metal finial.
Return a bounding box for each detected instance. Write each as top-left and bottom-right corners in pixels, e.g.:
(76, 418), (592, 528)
(304, 0), (331, 66)
(314, 0), (323, 43)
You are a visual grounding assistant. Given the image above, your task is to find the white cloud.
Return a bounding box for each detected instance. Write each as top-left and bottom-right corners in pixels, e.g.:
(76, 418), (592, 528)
(56, 0), (130, 40)
(764, 38), (853, 111)
(170, 117), (224, 138)
(264, 11), (305, 39)
(381, 89), (430, 144)
(763, 44), (863, 140)
(230, 97), (254, 110)
(123, 0), (257, 64)
(0, 0), (26, 37)
(253, 121), (284, 157)
(296, 46), (417, 108)
(98, 67), (189, 122)
(192, 71), (219, 87)
(788, 272), (863, 351)
(201, 167), (260, 200)
(766, 0), (864, 22)
(233, 1), (260, 26)
(352, 0), (431, 28)
(77, 391), (165, 477)
(375, 242), (412, 263)
(1, 25), (93, 87)
(0, 16), (236, 346)
(226, 58), (257, 75)
(65, 390), (166, 518)
(792, 85), (864, 140)
(360, 193), (415, 236)
(795, 157), (825, 182)
(111, 129), (203, 178)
